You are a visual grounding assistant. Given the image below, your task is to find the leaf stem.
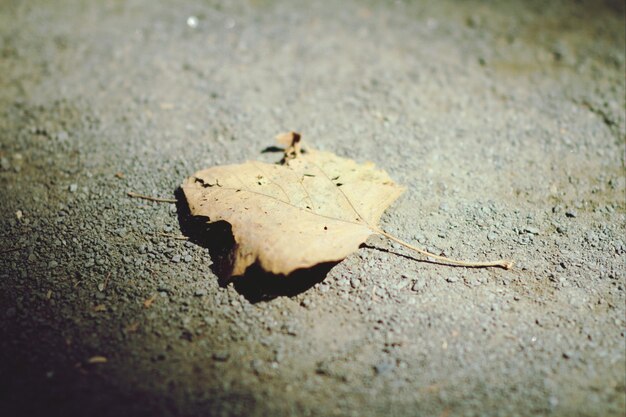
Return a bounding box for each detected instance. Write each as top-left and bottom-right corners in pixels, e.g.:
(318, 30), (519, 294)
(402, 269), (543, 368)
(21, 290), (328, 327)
(158, 233), (188, 240)
(127, 192), (177, 203)
(376, 229), (513, 270)
(0, 246), (23, 255)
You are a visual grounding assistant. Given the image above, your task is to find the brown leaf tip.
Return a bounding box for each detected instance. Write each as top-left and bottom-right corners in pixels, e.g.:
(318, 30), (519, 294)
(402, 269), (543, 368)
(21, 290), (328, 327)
(277, 131), (303, 161)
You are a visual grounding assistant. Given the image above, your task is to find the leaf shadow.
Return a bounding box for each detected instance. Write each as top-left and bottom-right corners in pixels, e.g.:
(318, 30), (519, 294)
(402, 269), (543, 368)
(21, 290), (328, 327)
(260, 145), (284, 154)
(228, 262), (336, 303)
(174, 188), (334, 303)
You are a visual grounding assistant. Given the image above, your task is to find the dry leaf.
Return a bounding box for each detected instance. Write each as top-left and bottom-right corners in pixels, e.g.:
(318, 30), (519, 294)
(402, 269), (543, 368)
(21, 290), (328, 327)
(182, 133), (512, 276)
(143, 294), (157, 308)
(182, 133), (404, 276)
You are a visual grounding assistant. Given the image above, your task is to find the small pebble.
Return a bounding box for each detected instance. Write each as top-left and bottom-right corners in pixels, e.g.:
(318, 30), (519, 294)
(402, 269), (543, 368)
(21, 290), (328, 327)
(171, 255), (181, 263)
(394, 280), (408, 290)
(427, 247), (441, 256)
(565, 210), (577, 218)
(374, 360), (395, 376)
(68, 184), (78, 193)
(186, 16), (199, 28)
(250, 359), (263, 374)
(212, 351), (229, 361)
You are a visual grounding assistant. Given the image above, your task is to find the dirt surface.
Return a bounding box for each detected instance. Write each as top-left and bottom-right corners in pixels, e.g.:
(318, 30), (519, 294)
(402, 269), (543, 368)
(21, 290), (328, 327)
(1, 0), (625, 416)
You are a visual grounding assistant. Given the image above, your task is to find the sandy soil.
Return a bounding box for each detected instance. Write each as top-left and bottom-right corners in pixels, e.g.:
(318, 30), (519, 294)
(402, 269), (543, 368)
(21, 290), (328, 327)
(1, 0), (625, 416)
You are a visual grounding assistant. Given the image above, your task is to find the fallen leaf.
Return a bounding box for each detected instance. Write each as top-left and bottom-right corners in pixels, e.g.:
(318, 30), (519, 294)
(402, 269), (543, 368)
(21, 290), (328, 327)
(87, 355), (107, 364)
(183, 133), (404, 276)
(182, 133), (512, 276)
(92, 304), (106, 312)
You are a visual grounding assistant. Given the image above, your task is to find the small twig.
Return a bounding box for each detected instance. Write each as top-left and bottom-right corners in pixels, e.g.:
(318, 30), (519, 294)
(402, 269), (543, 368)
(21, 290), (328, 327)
(158, 233), (188, 240)
(127, 191), (176, 203)
(0, 247), (22, 255)
(102, 272), (111, 291)
(376, 229), (513, 270)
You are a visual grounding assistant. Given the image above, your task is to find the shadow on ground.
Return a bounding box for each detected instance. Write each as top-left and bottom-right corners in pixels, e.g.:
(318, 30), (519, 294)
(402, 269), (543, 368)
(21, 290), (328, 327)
(174, 188), (334, 303)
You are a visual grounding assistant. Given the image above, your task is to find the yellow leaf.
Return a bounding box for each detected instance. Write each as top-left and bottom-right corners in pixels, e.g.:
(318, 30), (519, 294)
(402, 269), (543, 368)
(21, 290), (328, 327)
(183, 133), (404, 276)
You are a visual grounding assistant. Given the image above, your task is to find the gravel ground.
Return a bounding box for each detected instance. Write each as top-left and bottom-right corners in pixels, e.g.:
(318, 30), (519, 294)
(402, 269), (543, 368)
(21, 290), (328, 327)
(1, 0), (625, 416)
